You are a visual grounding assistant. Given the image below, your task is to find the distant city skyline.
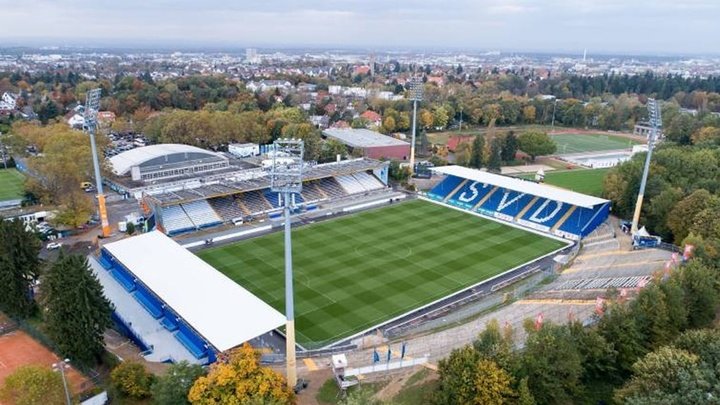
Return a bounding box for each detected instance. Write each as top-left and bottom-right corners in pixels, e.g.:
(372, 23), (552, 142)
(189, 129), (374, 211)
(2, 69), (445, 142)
(1, 0), (718, 56)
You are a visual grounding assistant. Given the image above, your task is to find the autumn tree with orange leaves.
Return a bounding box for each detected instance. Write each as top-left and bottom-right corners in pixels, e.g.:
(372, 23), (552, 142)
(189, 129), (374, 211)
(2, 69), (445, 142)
(188, 343), (294, 405)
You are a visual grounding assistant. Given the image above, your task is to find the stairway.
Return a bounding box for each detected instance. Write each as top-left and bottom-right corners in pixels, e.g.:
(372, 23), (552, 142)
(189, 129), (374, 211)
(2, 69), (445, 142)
(444, 179), (468, 202)
(472, 186), (498, 211)
(551, 206), (577, 232)
(515, 196), (539, 220)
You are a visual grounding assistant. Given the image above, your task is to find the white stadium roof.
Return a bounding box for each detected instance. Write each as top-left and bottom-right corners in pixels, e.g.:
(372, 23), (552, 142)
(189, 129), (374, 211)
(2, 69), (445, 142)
(103, 231), (285, 352)
(109, 144), (225, 175)
(322, 128), (410, 148)
(432, 165), (608, 209)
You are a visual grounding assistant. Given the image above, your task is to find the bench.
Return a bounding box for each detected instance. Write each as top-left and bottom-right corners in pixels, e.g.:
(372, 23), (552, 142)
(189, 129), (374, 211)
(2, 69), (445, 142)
(111, 269), (136, 292)
(133, 291), (163, 319)
(175, 331), (206, 359)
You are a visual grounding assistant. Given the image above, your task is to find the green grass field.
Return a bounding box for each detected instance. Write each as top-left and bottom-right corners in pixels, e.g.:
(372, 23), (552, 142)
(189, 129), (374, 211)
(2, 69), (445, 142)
(0, 169), (25, 201)
(521, 168), (610, 197)
(198, 200), (565, 347)
(552, 133), (640, 154)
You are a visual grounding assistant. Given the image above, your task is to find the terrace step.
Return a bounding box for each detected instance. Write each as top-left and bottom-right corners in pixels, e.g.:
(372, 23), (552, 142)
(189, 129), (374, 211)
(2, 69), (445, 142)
(444, 179), (468, 202)
(552, 205), (577, 232)
(515, 196), (539, 220)
(472, 186), (498, 211)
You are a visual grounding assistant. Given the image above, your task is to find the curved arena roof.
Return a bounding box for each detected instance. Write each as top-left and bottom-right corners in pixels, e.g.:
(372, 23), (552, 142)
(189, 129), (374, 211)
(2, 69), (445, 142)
(110, 144), (225, 176)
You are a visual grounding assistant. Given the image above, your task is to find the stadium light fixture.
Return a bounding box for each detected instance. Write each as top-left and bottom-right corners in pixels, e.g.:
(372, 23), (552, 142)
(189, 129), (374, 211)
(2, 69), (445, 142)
(408, 77), (424, 175)
(52, 358), (72, 405)
(83, 88), (111, 238)
(269, 138), (304, 388)
(631, 98), (662, 235)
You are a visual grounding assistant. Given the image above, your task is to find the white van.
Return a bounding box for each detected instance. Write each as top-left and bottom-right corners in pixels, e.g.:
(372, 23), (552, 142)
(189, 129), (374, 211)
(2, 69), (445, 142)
(232, 217), (244, 226)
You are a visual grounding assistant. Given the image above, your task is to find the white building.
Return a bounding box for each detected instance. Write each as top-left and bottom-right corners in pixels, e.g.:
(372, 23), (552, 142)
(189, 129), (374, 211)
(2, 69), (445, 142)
(0, 92), (17, 111)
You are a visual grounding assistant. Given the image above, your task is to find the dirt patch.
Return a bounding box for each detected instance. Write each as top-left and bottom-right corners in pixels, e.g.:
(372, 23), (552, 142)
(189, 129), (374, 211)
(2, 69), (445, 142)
(0, 330), (90, 393)
(297, 368), (333, 405)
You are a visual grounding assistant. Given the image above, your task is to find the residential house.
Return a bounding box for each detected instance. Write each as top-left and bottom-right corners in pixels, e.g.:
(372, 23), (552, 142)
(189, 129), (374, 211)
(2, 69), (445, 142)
(360, 110), (382, 127)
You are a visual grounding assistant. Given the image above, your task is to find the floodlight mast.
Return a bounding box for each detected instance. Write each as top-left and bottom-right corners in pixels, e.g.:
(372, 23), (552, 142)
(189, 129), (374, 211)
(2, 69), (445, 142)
(84, 88), (111, 238)
(269, 138), (304, 388)
(631, 98), (662, 235)
(408, 77), (423, 175)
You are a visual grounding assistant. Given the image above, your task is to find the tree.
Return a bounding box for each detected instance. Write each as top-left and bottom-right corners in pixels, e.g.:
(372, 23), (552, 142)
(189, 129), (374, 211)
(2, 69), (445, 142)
(320, 139), (349, 163)
(42, 254), (113, 367)
(382, 116), (396, 133)
(111, 362), (155, 399)
(516, 377), (535, 405)
(419, 109), (434, 129)
(614, 346), (719, 403)
(487, 138), (503, 173)
(434, 345), (481, 405)
(501, 132), (518, 162)
(469, 134), (485, 169)
(517, 131), (556, 161)
(678, 261), (720, 329)
(597, 303), (647, 376)
(433, 106), (450, 129)
(667, 189), (715, 243)
(188, 343), (294, 404)
(0, 365), (66, 405)
(0, 218), (41, 318)
(473, 319), (516, 372)
(474, 359), (515, 404)
(126, 221), (136, 235)
(518, 323), (583, 404)
(455, 142), (472, 167)
(152, 361), (205, 405)
(522, 105), (536, 124)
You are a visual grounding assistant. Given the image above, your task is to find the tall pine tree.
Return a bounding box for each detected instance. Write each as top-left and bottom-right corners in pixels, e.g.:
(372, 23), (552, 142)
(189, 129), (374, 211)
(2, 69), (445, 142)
(501, 131), (519, 162)
(469, 134), (485, 169)
(487, 138), (503, 173)
(0, 218), (41, 318)
(42, 254), (113, 367)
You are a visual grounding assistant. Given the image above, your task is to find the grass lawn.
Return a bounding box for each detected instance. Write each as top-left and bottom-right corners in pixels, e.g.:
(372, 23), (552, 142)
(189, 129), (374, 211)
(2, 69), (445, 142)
(0, 169), (25, 201)
(552, 133), (640, 154)
(521, 168), (610, 197)
(198, 200), (565, 347)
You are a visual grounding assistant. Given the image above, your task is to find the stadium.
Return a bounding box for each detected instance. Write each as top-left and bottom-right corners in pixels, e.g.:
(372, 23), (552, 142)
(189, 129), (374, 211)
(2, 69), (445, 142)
(93, 143), (610, 364)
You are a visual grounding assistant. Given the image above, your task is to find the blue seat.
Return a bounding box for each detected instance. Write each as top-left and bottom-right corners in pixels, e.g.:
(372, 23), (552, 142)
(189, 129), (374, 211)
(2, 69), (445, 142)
(491, 191), (534, 217)
(98, 255), (113, 270)
(448, 181), (493, 209)
(133, 290), (163, 319)
(428, 176), (464, 200)
(559, 206), (596, 236)
(175, 331), (206, 359)
(161, 317), (179, 332)
(111, 268), (136, 292)
(522, 199), (572, 227)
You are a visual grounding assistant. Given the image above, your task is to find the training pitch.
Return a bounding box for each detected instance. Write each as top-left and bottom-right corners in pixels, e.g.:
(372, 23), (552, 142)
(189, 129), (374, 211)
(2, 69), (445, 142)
(552, 133), (640, 154)
(521, 168), (610, 197)
(0, 169), (24, 201)
(199, 200), (566, 347)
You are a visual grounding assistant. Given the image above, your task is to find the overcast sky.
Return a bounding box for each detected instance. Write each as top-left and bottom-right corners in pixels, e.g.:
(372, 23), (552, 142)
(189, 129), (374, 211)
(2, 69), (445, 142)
(1, 0), (718, 55)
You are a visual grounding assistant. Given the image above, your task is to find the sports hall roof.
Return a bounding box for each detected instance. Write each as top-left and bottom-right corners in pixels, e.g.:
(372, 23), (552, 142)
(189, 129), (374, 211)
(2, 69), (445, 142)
(432, 165), (608, 209)
(110, 144), (226, 176)
(103, 231), (285, 352)
(323, 128), (410, 148)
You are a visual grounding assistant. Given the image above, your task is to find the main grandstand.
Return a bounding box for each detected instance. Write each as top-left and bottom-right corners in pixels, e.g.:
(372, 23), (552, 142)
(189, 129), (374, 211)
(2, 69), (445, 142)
(104, 143), (394, 236)
(140, 158), (390, 236)
(90, 231), (285, 365)
(426, 166), (610, 240)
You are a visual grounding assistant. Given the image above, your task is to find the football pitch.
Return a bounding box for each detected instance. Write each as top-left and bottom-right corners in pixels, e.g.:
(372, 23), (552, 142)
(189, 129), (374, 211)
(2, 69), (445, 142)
(552, 133), (641, 154)
(0, 169), (24, 201)
(198, 200), (566, 347)
(521, 168), (610, 197)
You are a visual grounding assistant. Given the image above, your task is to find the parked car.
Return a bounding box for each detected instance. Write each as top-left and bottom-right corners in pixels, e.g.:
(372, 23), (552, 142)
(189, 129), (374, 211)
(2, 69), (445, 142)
(46, 242), (63, 250)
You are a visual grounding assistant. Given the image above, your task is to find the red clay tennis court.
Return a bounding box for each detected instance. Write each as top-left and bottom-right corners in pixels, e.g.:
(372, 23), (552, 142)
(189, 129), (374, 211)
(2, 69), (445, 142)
(0, 329), (88, 393)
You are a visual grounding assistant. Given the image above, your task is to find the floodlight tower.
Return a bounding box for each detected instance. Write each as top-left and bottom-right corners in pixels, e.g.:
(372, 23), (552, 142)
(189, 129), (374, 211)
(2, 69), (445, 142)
(270, 138), (304, 388)
(631, 98), (662, 234)
(84, 88), (111, 238)
(408, 77), (424, 175)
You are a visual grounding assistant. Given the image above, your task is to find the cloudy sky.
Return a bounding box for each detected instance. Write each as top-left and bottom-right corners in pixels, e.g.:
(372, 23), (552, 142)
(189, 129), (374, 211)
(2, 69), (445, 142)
(1, 0), (718, 55)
